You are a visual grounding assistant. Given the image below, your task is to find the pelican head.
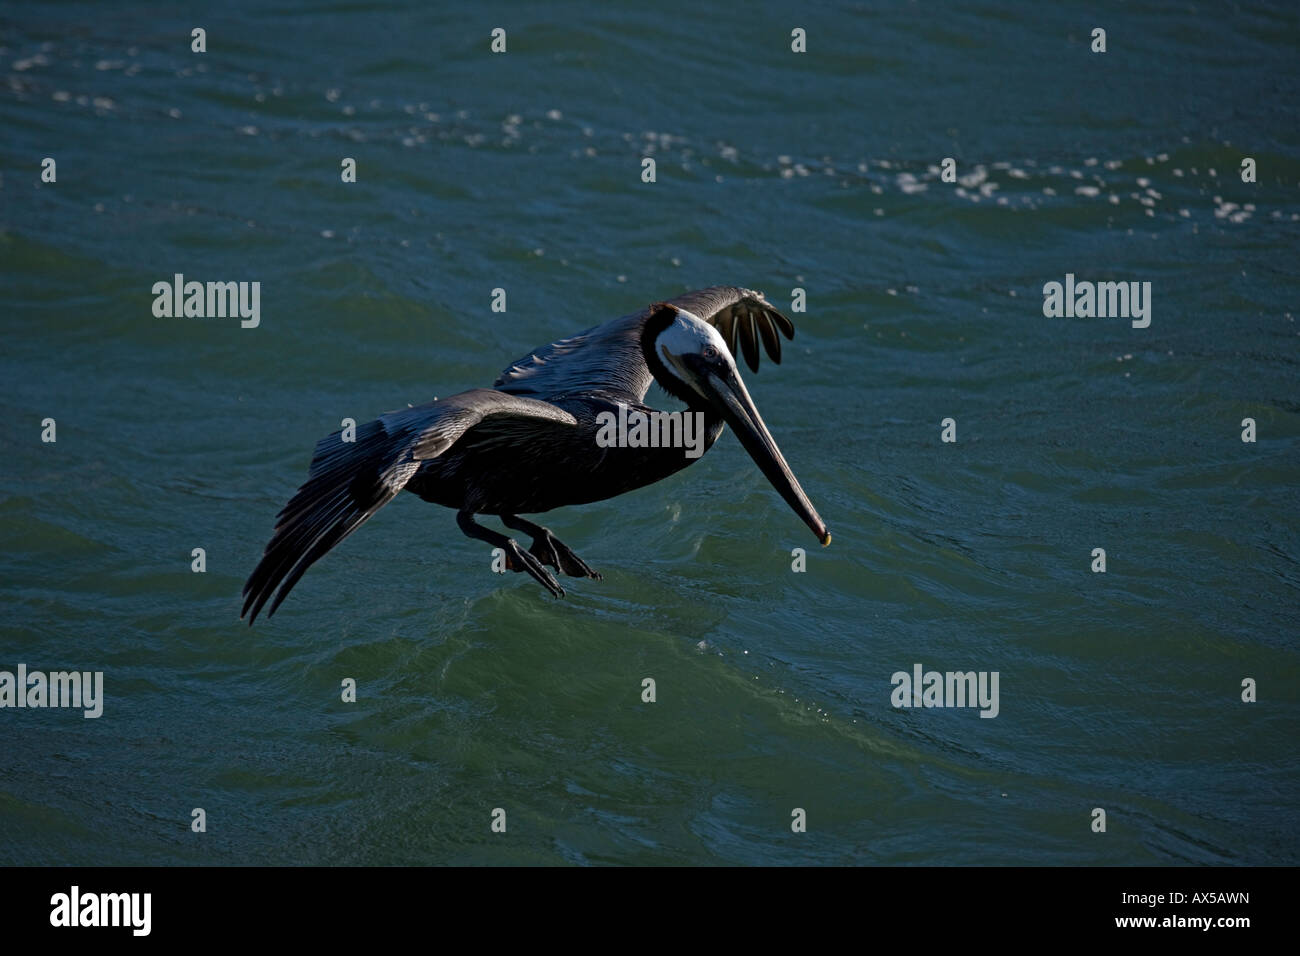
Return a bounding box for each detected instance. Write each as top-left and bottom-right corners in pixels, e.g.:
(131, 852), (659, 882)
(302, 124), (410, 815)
(643, 304), (831, 546)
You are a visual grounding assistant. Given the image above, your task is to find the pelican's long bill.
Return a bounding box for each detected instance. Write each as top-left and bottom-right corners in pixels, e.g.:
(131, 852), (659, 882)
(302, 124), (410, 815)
(706, 369), (831, 547)
(242, 286), (829, 619)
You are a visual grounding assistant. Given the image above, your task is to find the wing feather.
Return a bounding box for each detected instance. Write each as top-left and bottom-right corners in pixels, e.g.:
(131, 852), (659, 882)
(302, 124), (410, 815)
(242, 390), (576, 623)
(493, 285), (796, 399)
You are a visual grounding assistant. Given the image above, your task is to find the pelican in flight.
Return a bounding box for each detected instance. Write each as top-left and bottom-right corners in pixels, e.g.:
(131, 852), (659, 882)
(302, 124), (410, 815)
(241, 286), (830, 623)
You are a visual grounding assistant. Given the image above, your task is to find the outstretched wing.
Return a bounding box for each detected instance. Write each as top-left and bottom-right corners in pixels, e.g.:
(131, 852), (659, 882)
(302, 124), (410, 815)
(241, 389), (576, 624)
(662, 286), (795, 374)
(493, 285), (795, 402)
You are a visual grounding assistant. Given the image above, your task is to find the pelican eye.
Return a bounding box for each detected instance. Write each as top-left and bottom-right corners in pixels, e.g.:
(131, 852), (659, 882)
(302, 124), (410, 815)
(703, 344), (718, 360)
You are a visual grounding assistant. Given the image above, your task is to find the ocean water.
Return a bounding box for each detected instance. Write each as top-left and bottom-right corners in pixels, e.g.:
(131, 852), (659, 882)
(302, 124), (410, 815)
(1, 1), (1297, 865)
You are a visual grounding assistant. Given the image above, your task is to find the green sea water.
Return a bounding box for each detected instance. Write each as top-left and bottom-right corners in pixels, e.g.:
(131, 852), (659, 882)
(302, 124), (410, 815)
(1, 1), (1298, 865)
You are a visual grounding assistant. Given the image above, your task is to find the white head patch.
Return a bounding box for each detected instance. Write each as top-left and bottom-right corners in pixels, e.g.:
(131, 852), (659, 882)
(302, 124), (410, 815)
(654, 309), (733, 383)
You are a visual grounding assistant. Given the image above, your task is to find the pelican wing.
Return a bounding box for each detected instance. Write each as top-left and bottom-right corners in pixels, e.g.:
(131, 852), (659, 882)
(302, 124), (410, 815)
(662, 286), (795, 374)
(241, 389), (576, 623)
(494, 286), (795, 401)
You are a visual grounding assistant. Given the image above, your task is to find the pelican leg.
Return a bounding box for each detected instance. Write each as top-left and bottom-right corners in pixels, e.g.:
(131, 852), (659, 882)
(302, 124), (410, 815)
(456, 511), (565, 598)
(501, 514), (603, 581)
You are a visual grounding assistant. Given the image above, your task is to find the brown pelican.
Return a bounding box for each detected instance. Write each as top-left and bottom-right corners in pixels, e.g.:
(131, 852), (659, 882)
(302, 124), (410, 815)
(241, 286), (830, 623)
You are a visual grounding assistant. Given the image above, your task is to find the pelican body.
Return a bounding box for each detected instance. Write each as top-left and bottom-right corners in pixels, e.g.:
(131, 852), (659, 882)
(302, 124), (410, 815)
(242, 286), (830, 623)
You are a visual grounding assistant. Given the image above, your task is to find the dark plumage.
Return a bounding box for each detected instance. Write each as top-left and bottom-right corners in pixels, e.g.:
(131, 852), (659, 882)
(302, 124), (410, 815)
(241, 286), (829, 623)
